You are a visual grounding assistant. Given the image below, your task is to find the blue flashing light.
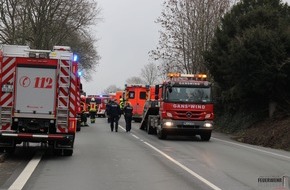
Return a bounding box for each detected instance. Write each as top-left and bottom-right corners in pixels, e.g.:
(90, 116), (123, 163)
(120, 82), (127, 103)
(78, 71), (82, 77)
(73, 54), (78, 62)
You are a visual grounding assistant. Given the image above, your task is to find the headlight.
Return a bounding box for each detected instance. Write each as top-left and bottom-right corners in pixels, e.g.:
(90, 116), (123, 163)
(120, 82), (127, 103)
(166, 112), (173, 117)
(14, 118), (19, 122)
(164, 121), (173, 127)
(204, 123), (213, 128)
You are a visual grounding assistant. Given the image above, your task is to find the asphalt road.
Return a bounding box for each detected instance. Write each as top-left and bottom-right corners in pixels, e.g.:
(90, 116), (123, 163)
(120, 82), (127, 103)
(0, 117), (290, 190)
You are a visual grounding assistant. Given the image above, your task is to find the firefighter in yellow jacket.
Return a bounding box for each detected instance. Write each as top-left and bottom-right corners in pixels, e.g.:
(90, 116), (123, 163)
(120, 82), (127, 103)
(119, 98), (125, 112)
(89, 98), (97, 123)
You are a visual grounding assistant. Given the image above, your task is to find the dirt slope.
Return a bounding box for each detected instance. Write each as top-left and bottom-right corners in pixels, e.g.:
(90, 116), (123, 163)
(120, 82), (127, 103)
(233, 117), (290, 151)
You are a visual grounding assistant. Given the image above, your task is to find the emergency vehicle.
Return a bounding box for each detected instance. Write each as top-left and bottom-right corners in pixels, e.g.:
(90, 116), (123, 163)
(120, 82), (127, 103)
(140, 73), (214, 141)
(124, 84), (150, 122)
(108, 92), (116, 101)
(0, 45), (80, 155)
(96, 95), (110, 117)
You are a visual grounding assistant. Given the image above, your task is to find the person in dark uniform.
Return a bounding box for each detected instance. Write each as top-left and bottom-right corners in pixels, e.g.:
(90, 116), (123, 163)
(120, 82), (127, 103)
(107, 99), (122, 132)
(106, 100), (112, 123)
(123, 102), (133, 132)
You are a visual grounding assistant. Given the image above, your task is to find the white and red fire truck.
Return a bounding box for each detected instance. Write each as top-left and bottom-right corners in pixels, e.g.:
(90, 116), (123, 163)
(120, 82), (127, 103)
(140, 73), (214, 141)
(0, 45), (80, 155)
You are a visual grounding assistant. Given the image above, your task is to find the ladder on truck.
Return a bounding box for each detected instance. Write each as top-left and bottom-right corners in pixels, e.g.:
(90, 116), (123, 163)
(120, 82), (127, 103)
(56, 56), (71, 130)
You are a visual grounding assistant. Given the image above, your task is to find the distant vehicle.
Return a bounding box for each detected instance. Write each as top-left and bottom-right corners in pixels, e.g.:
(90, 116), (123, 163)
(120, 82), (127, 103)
(108, 92), (116, 101)
(96, 95), (110, 117)
(140, 73), (214, 141)
(0, 45), (80, 155)
(124, 84), (150, 122)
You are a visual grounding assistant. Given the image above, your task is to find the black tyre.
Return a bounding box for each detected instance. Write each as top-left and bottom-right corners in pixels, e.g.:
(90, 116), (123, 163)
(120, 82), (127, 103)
(76, 124), (81, 132)
(5, 144), (16, 154)
(5, 147), (15, 154)
(53, 149), (62, 156)
(200, 132), (211, 141)
(157, 128), (166, 139)
(63, 149), (73, 156)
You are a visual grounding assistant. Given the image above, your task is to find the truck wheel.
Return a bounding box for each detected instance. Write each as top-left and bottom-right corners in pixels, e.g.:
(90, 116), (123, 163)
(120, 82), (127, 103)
(5, 146), (16, 154)
(200, 132), (211, 141)
(157, 128), (166, 139)
(53, 149), (62, 156)
(77, 124), (81, 132)
(63, 149), (73, 156)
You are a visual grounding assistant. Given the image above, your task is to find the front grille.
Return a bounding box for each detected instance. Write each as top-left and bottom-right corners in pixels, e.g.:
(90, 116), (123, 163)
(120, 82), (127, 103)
(175, 111), (204, 120)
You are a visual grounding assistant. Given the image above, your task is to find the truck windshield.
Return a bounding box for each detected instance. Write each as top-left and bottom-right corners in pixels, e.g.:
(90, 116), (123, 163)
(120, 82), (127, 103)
(165, 86), (211, 103)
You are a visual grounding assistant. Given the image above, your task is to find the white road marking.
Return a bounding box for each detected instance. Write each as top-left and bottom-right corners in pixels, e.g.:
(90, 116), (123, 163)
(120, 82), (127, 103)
(8, 151), (43, 190)
(212, 137), (290, 160)
(14, 124), (285, 190)
(121, 125), (222, 190)
(143, 141), (222, 190)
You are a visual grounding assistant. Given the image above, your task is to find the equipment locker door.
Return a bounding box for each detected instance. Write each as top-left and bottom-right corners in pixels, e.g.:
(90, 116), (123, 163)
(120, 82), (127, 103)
(15, 67), (56, 115)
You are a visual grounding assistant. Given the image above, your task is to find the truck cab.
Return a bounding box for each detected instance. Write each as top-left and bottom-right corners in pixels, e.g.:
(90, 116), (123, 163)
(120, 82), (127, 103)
(141, 73), (214, 141)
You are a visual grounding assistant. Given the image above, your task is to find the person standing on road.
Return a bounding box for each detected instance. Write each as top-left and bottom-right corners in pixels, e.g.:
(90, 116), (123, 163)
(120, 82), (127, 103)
(106, 100), (112, 123)
(119, 98), (125, 112)
(107, 99), (122, 132)
(123, 102), (133, 132)
(89, 98), (97, 123)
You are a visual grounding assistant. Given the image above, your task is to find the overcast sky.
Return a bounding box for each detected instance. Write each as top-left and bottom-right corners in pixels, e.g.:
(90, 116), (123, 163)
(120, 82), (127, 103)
(82, 0), (162, 95)
(83, 0), (290, 95)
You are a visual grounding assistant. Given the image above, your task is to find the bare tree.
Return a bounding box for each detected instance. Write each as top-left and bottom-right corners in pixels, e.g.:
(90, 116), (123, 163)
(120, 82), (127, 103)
(150, 0), (231, 74)
(103, 85), (122, 94)
(0, 0), (101, 79)
(125, 76), (145, 85)
(140, 63), (160, 85)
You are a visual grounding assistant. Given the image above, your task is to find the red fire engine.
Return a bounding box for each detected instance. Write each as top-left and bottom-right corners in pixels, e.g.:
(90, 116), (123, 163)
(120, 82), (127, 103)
(140, 73), (214, 141)
(124, 84), (150, 122)
(0, 45), (80, 155)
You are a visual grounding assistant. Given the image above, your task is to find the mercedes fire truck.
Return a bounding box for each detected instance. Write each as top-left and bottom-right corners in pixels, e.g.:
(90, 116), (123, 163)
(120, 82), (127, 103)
(140, 73), (214, 141)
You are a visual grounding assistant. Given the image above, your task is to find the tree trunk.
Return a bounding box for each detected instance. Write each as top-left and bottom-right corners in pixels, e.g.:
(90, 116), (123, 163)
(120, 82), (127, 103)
(269, 101), (277, 118)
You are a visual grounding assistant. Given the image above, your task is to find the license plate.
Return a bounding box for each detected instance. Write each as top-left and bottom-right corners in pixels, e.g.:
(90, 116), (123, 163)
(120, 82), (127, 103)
(183, 122), (195, 126)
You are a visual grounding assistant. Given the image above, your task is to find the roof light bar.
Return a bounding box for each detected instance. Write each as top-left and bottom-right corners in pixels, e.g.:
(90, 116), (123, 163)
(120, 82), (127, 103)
(53, 46), (71, 51)
(167, 72), (207, 80)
